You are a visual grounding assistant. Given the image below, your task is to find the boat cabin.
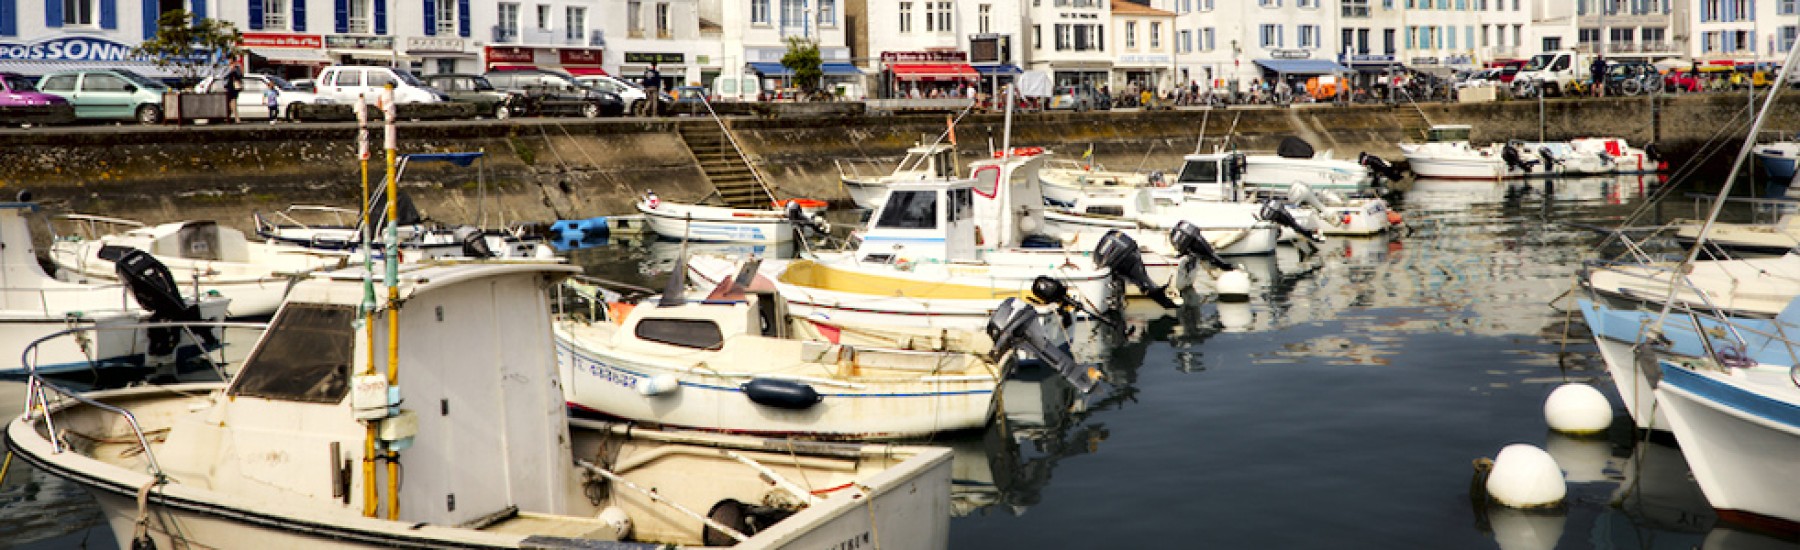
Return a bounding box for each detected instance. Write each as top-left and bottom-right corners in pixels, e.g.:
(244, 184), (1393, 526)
(1167, 152), (1249, 203)
(855, 153), (1053, 265)
(893, 142), (960, 181)
(1426, 124), (1474, 143)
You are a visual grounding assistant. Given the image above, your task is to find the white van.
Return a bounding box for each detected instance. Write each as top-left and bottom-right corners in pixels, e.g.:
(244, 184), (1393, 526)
(711, 74), (763, 102)
(314, 66), (448, 105)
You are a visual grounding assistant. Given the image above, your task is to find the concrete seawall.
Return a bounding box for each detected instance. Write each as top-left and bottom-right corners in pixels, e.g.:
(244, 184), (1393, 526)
(1, 93), (1788, 229)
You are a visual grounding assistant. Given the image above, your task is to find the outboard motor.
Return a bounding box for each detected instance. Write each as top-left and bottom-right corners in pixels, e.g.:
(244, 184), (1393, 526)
(1169, 221), (1233, 271)
(1644, 142), (1663, 162)
(1500, 143), (1537, 174)
(1258, 201), (1325, 243)
(986, 297), (1097, 393)
(785, 200), (830, 238)
(1537, 146), (1559, 173)
(114, 248), (216, 355)
(1092, 230), (1178, 309)
(453, 225), (494, 258)
(1026, 275), (1074, 328)
(1357, 152), (1405, 184)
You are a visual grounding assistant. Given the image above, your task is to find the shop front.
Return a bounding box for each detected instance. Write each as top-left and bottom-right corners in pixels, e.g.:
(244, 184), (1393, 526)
(326, 35), (405, 67)
(484, 46), (608, 76)
(242, 32), (328, 80)
(406, 36), (477, 75)
(621, 52), (684, 87)
(879, 51), (976, 98)
(1049, 61), (1110, 89)
(0, 35), (201, 82)
(1114, 53), (1171, 92)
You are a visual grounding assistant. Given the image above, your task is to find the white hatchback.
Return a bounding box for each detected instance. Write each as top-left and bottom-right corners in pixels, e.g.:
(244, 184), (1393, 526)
(313, 66), (448, 105)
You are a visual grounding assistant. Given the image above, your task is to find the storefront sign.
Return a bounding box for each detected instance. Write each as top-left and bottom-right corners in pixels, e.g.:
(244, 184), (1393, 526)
(325, 35), (395, 50)
(1118, 54), (1171, 64)
(969, 35), (1009, 64)
(404, 36), (465, 53)
(561, 49), (603, 65)
(243, 33), (324, 49)
(1411, 57), (1440, 65)
(1269, 49), (1310, 60)
(0, 36), (141, 61)
(881, 51), (967, 63)
(1343, 54), (1394, 63)
(486, 46), (536, 63)
(625, 52), (683, 64)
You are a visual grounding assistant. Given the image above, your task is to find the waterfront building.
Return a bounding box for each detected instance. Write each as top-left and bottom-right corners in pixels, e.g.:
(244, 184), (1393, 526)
(717, 0), (857, 95)
(1680, 0), (1787, 63)
(853, 0), (1022, 98)
(1109, 0), (1173, 91)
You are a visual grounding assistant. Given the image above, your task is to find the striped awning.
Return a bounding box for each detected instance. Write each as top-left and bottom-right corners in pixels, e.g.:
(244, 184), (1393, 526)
(889, 63), (978, 81)
(248, 47), (332, 64)
(0, 60), (206, 81)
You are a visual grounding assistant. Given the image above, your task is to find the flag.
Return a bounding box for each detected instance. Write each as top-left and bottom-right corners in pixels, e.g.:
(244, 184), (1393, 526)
(1082, 145), (1093, 160)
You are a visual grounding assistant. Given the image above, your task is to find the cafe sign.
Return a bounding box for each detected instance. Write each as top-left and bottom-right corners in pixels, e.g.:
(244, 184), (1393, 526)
(1269, 49), (1310, 60)
(625, 52), (683, 64)
(325, 35), (395, 50)
(242, 32), (323, 49)
(881, 51), (967, 63)
(404, 36), (466, 53)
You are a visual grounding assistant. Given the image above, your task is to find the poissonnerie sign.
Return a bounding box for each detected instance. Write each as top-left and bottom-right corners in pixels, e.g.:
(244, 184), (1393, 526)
(0, 36), (140, 61)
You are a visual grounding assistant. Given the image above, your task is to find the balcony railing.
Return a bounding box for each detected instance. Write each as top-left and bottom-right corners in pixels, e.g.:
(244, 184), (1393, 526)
(492, 25), (518, 43)
(522, 26), (559, 44)
(1341, 5), (1368, 17)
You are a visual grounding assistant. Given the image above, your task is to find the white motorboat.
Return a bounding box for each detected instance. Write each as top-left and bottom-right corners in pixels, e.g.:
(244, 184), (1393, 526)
(556, 262), (1097, 439)
(255, 203), (556, 260)
(1241, 137), (1378, 192)
(1399, 125), (1534, 180)
(637, 191), (808, 243)
(1569, 137), (1663, 174)
(51, 215), (345, 318)
(1036, 157), (1158, 208)
(1162, 151), (1395, 237)
(1754, 140), (1800, 196)
(0, 202), (230, 376)
(1656, 354), (1800, 528)
(6, 259), (956, 549)
(1519, 141), (1616, 176)
(1580, 251), (1800, 318)
(837, 141), (960, 210)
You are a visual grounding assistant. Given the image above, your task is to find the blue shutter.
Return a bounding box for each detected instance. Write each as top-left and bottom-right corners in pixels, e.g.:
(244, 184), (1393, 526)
(100, 0), (114, 28)
(333, 0), (345, 32)
(192, 0), (206, 20)
(292, 0), (303, 30)
(141, 0), (156, 37)
(45, 0), (61, 27)
(373, 0), (384, 33)
(456, 0), (467, 37)
(247, 0), (262, 29)
(421, 0), (432, 35)
(0, 0), (14, 35)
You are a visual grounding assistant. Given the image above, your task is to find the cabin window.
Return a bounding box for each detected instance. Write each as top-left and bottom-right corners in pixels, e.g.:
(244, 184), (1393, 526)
(1178, 159), (1221, 184)
(228, 304), (358, 403)
(934, 150), (955, 178)
(972, 166), (1001, 198)
(635, 318), (724, 349)
(948, 188), (974, 221)
(1084, 205), (1125, 217)
(876, 190), (939, 229)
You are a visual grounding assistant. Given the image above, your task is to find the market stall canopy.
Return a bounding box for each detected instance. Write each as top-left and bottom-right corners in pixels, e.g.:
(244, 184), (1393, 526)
(1253, 59), (1349, 75)
(889, 63), (978, 81)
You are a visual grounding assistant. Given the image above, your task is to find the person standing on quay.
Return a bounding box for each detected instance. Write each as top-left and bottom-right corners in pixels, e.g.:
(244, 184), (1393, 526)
(641, 63), (662, 117)
(1590, 54), (1607, 98)
(264, 84), (280, 124)
(224, 68), (243, 123)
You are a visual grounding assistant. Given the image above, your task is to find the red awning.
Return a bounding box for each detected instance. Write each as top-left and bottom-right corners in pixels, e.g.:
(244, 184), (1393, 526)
(488, 64), (538, 71)
(564, 66), (608, 76)
(889, 63), (979, 81)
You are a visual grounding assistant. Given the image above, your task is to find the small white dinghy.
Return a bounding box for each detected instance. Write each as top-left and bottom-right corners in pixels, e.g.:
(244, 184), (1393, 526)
(556, 259), (1098, 439)
(638, 191), (827, 244)
(837, 141), (960, 210)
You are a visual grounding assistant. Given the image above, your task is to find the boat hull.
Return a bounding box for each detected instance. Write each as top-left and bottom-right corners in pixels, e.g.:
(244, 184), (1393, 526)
(1044, 212), (1281, 256)
(1242, 157), (1373, 191)
(1657, 361), (1800, 528)
(638, 201), (793, 243)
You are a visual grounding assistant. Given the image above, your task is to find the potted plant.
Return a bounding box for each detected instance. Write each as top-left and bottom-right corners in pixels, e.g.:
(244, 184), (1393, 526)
(134, 11), (245, 123)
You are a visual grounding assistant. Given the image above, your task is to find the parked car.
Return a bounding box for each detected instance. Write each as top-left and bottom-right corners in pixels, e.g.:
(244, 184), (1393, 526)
(1457, 68), (1503, 89)
(36, 69), (169, 124)
(710, 74), (762, 102)
(484, 68), (624, 118)
(574, 74), (665, 115)
(1488, 59), (1528, 84)
(0, 71), (75, 126)
(421, 74), (520, 119)
(313, 65), (448, 105)
(1048, 84), (1108, 111)
(289, 78), (316, 93)
(195, 73), (321, 121)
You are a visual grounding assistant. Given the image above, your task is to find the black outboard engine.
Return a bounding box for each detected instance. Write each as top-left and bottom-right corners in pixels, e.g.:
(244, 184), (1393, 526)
(1169, 221), (1232, 271)
(985, 297), (1097, 393)
(453, 225), (494, 258)
(1092, 230), (1178, 309)
(1256, 201), (1324, 243)
(1644, 142), (1663, 162)
(784, 200), (829, 238)
(1026, 275), (1074, 328)
(1358, 152), (1405, 184)
(114, 248), (216, 355)
(1537, 146), (1559, 173)
(1500, 143), (1536, 174)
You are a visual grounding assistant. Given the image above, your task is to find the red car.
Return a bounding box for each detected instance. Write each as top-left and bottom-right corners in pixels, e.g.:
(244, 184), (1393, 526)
(0, 71), (75, 126)
(1663, 68), (1701, 93)
(1488, 59), (1528, 83)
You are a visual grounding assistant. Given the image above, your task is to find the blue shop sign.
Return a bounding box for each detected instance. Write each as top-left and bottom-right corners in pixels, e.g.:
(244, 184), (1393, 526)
(0, 36), (141, 61)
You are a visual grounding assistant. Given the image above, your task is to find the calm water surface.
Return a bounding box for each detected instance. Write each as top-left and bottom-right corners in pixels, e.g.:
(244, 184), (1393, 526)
(7, 175), (1800, 548)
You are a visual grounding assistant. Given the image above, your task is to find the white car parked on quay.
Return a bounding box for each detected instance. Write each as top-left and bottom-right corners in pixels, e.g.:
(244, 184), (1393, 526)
(194, 73), (325, 121)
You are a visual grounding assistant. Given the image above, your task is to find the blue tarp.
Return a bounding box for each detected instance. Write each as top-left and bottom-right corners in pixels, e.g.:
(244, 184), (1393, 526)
(402, 152), (484, 166)
(974, 64), (1023, 75)
(747, 62), (864, 76)
(1252, 59), (1349, 75)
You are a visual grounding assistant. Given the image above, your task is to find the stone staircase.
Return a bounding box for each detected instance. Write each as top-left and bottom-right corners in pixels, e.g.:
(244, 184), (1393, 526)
(679, 122), (774, 210)
(1393, 105), (1432, 141)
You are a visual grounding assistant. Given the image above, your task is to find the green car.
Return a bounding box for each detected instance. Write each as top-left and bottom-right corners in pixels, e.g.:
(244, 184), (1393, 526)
(36, 69), (169, 124)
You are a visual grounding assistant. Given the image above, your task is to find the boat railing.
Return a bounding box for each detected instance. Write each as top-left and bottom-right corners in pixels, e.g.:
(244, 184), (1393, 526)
(554, 275), (656, 323)
(19, 321), (270, 478)
(1682, 192), (1800, 223)
(52, 213), (147, 241)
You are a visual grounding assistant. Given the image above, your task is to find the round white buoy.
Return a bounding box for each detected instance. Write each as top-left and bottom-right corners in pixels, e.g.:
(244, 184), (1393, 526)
(1485, 444), (1566, 508)
(595, 506), (634, 540)
(1216, 269), (1251, 302)
(636, 374), (681, 396)
(1217, 301), (1252, 332)
(1544, 383), (1611, 435)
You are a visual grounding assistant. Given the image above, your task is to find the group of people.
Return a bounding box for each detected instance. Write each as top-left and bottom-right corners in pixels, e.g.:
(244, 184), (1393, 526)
(218, 68), (281, 124)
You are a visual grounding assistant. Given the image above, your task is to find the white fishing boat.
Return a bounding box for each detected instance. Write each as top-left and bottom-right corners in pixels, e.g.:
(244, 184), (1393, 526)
(1753, 140), (1800, 194)
(256, 204), (555, 261)
(1036, 157), (1158, 208)
(1520, 141), (1616, 176)
(0, 202), (231, 376)
(837, 141), (960, 210)
(1569, 137), (1663, 174)
(1241, 137), (1379, 192)
(1043, 188), (1286, 256)
(1654, 354), (1800, 529)
(556, 261), (1096, 439)
(637, 191), (810, 244)
(1161, 151), (1395, 237)
(6, 260), (954, 548)
(50, 215), (345, 318)
(1579, 252), (1800, 318)
(1399, 125), (1534, 180)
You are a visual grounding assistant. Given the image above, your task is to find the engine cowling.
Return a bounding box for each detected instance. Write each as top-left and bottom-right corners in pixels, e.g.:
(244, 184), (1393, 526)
(1092, 230), (1177, 309)
(1169, 221), (1233, 271)
(986, 297), (1097, 393)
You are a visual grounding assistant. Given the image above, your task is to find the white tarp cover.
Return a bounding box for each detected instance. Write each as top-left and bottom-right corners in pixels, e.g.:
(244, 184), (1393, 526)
(1016, 70), (1052, 97)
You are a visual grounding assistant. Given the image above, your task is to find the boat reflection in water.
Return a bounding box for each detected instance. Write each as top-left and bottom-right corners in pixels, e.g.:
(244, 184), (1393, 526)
(1402, 174), (1659, 212)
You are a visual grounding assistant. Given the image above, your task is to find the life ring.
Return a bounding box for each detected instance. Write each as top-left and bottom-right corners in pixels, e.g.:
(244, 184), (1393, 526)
(991, 146), (1045, 158)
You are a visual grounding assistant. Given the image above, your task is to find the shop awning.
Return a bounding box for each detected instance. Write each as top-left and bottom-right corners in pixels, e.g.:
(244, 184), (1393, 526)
(747, 61), (791, 76)
(487, 64), (539, 71)
(822, 62), (863, 76)
(889, 63), (978, 81)
(1253, 59), (1349, 75)
(564, 66), (608, 76)
(249, 47), (332, 64)
(974, 64), (1023, 75)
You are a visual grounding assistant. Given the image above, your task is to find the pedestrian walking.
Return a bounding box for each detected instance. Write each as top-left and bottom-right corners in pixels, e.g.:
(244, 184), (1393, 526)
(1590, 55), (1607, 98)
(224, 68), (244, 123)
(264, 84), (280, 124)
(640, 63), (662, 117)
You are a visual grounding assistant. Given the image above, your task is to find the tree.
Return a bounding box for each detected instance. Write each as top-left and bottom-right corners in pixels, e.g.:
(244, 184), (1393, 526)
(780, 36), (823, 98)
(133, 11), (245, 86)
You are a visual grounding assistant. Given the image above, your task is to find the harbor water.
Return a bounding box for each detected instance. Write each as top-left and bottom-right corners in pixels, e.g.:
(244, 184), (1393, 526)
(5, 175), (1800, 548)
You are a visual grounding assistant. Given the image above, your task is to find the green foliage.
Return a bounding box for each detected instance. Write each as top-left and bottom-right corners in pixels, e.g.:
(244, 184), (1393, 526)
(133, 11), (245, 84)
(780, 36), (824, 95)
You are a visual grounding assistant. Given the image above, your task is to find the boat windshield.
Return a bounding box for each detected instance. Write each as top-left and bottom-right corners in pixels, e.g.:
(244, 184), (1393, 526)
(1427, 127), (1472, 142)
(1524, 54), (1568, 72)
(228, 303), (358, 403)
(1177, 158), (1222, 185)
(876, 190), (939, 229)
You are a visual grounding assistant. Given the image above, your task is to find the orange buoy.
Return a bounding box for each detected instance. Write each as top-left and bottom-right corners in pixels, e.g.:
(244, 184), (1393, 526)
(1386, 211), (1403, 225)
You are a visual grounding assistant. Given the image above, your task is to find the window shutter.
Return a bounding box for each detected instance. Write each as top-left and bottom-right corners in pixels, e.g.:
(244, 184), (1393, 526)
(192, 0), (206, 20)
(292, 0), (304, 30)
(374, 0), (385, 33)
(44, 0), (61, 28)
(248, 0), (262, 29)
(100, 0), (115, 28)
(456, 0), (467, 37)
(140, 0), (156, 37)
(421, 0), (432, 34)
(0, 0), (14, 35)
(333, 0), (345, 32)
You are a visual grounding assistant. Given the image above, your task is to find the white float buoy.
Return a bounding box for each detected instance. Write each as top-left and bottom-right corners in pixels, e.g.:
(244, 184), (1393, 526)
(1544, 383), (1611, 435)
(595, 506), (633, 539)
(1217, 301), (1252, 332)
(1215, 269), (1251, 302)
(1485, 444), (1566, 508)
(636, 374), (681, 396)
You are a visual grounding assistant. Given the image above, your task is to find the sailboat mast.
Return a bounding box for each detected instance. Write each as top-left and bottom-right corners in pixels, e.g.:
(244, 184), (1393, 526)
(380, 83), (403, 521)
